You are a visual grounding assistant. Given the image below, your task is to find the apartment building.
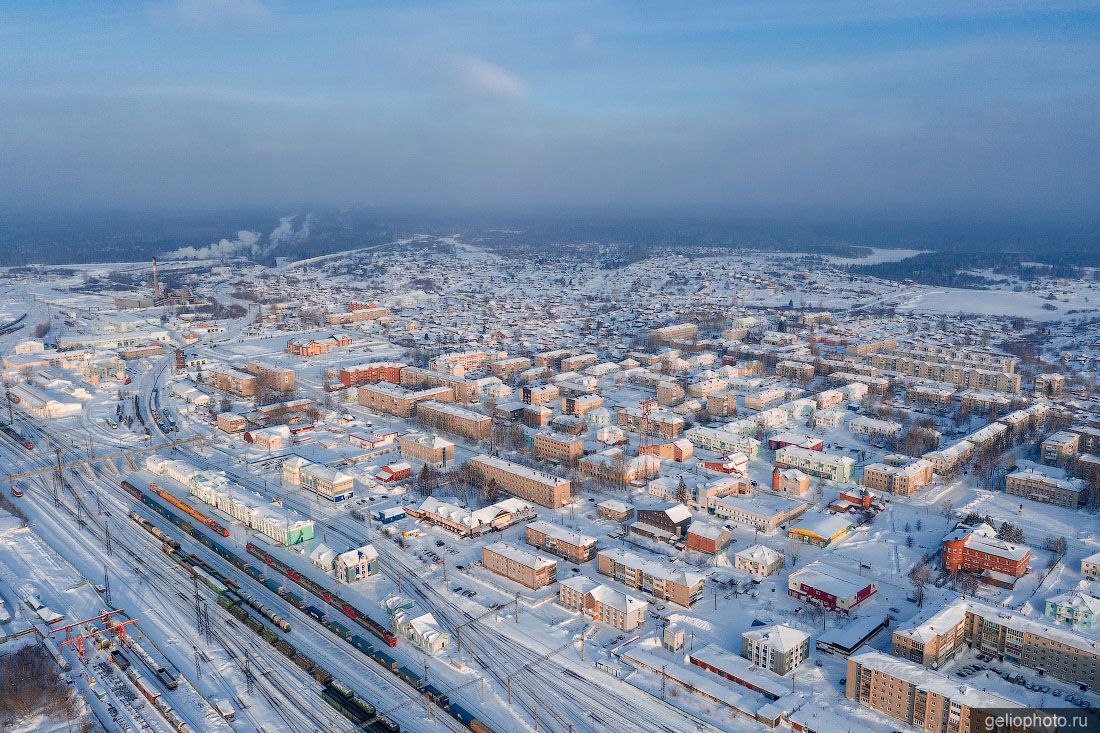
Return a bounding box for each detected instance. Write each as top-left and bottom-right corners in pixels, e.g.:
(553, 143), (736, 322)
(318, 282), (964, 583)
(741, 625), (809, 676)
(814, 388), (844, 410)
(596, 499), (633, 522)
(338, 362), (405, 387)
(532, 432), (585, 465)
(468, 454), (571, 509)
(616, 406), (684, 439)
(638, 438), (693, 462)
(558, 577), (647, 631)
(869, 354), (1022, 393)
(771, 467), (810, 496)
(1005, 468), (1085, 508)
(596, 548), (705, 607)
(827, 371), (890, 396)
(490, 356), (531, 379)
(656, 380), (685, 406)
(415, 401), (492, 441)
(895, 342), (1018, 372)
(560, 353), (597, 372)
(706, 390), (739, 417)
(650, 323), (698, 345)
(775, 360), (814, 382)
(579, 448), (661, 486)
(906, 382), (957, 406)
(744, 388), (786, 411)
(1042, 430), (1080, 466)
(1083, 551), (1100, 581)
(846, 651), (1021, 733)
(713, 494), (807, 533)
(429, 350), (499, 375)
(398, 431), (455, 469)
(524, 520), (597, 563)
(211, 366), (257, 397)
(1035, 372), (1066, 396)
(1045, 591), (1100, 629)
(734, 544), (784, 577)
(532, 348), (572, 369)
(959, 390), (1011, 415)
(399, 366), (479, 402)
(845, 338), (898, 357)
(941, 524), (1030, 581)
(1069, 425), (1100, 455)
(325, 306), (387, 326)
(788, 562), (877, 613)
(848, 415), (902, 441)
(861, 458), (934, 497)
(481, 542), (557, 589)
(923, 440), (975, 475)
(775, 445), (855, 483)
(892, 598), (1100, 691)
(562, 394), (603, 418)
(684, 426), (761, 458)
(521, 384), (560, 406)
(242, 362), (296, 392)
(358, 383), (453, 417)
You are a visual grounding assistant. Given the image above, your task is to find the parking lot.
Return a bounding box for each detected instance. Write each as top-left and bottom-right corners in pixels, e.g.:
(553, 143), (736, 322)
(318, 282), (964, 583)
(944, 651), (1100, 712)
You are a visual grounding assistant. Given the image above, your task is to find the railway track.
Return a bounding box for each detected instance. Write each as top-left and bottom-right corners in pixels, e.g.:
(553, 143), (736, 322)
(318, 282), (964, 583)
(5, 423), (342, 733)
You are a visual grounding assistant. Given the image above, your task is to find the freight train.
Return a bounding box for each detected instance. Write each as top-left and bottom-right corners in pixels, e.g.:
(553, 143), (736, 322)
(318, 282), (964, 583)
(122, 477), (493, 733)
(246, 541), (398, 647)
(121, 478), (228, 537)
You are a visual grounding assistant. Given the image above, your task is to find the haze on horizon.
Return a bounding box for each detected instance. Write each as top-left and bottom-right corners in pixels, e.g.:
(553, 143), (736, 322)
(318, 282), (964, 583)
(1, 1), (1098, 224)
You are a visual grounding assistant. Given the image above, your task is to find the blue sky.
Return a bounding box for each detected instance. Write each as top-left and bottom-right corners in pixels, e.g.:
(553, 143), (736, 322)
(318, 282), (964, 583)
(1, 1), (1097, 219)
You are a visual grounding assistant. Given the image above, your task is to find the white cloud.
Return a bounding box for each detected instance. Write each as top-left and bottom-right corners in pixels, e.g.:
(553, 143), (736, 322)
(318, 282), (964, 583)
(146, 0), (270, 30)
(166, 230), (261, 259)
(448, 56), (527, 103)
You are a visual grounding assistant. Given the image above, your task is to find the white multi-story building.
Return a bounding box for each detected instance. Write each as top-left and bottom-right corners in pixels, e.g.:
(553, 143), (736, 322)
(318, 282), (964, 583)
(775, 446), (855, 483)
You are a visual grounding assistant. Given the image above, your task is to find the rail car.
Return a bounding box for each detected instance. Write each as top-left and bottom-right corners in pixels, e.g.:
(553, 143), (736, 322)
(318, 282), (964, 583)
(149, 484), (230, 537)
(121, 479), (229, 537)
(246, 542), (397, 646)
(0, 424), (33, 450)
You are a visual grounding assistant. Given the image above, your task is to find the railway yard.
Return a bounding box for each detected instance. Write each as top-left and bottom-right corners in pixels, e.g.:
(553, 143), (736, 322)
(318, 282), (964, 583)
(3, 244), (1100, 733)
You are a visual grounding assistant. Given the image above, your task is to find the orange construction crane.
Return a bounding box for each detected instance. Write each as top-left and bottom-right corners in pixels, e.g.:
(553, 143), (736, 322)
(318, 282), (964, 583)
(58, 619), (138, 660)
(49, 609), (125, 642)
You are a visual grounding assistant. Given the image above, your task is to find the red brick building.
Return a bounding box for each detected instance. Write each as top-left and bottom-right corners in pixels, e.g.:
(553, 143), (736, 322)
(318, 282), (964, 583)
(685, 522), (732, 555)
(941, 524), (1030, 580)
(339, 362), (406, 387)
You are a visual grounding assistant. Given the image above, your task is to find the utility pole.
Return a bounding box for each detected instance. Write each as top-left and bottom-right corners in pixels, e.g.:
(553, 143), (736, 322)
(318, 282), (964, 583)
(103, 568), (112, 605)
(194, 645), (202, 681)
(52, 447), (63, 508)
(515, 592), (520, 623)
(104, 521), (112, 555)
(244, 656), (255, 696)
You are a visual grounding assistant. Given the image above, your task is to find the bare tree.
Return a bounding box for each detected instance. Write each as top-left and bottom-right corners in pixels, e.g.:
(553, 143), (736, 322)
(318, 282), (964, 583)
(909, 563), (933, 608)
(956, 572), (980, 596)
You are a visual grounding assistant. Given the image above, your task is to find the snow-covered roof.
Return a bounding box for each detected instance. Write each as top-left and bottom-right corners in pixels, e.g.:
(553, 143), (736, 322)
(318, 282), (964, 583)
(742, 624), (808, 652)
